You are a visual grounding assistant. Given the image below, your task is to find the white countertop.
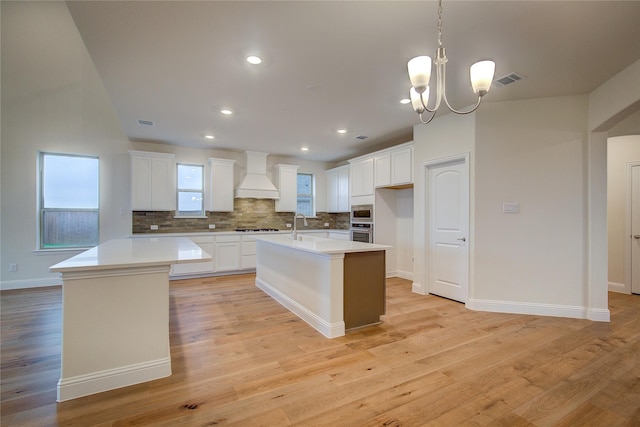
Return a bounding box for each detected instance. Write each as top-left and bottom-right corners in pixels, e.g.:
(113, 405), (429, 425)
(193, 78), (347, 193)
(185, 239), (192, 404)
(130, 229), (349, 238)
(50, 237), (211, 273)
(254, 234), (391, 255)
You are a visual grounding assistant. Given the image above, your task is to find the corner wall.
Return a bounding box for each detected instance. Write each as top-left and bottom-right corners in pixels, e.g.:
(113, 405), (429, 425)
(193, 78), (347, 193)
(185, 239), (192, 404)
(1, 2), (132, 289)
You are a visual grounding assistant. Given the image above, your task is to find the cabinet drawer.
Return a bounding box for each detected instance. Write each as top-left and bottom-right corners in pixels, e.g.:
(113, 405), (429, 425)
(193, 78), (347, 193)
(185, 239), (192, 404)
(216, 234), (241, 243)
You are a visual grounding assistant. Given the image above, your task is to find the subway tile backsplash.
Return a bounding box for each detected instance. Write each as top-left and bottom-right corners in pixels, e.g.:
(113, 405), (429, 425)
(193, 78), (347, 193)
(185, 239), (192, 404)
(132, 198), (350, 234)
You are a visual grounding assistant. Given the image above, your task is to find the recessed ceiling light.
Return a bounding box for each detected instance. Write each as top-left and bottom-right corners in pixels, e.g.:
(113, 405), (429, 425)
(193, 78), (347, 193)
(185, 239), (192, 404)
(301, 147), (309, 151)
(220, 109), (233, 115)
(400, 98), (411, 104)
(337, 129), (347, 134)
(205, 135), (215, 140)
(246, 55), (262, 65)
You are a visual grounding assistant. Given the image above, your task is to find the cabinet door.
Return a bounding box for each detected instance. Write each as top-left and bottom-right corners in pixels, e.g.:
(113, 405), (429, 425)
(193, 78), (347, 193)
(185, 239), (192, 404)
(337, 166), (350, 212)
(130, 151), (175, 211)
(151, 156), (174, 210)
(274, 165), (300, 212)
(216, 241), (241, 271)
(326, 169), (339, 213)
(350, 158), (373, 197)
(374, 154), (391, 188)
(391, 147), (413, 185)
(131, 156), (152, 210)
(209, 158), (235, 212)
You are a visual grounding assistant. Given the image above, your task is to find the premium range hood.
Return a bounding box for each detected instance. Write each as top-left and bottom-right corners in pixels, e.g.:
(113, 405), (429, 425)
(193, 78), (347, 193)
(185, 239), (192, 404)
(234, 151), (279, 199)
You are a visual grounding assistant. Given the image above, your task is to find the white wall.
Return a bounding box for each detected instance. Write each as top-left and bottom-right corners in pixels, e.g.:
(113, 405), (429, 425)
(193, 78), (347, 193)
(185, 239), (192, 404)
(395, 188), (414, 279)
(1, 2), (133, 289)
(412, 112), (476, 295)
(474, 96), (589, 307)
(607, 135), (640, 292)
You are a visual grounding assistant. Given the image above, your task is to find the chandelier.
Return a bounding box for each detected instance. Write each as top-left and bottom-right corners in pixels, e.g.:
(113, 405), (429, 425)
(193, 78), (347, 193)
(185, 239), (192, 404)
(408, 0), (496, 124)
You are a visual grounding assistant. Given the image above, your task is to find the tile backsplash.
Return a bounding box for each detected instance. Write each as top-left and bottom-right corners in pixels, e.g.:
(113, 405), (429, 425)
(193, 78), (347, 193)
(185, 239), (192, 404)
(133, 198), (350, 234)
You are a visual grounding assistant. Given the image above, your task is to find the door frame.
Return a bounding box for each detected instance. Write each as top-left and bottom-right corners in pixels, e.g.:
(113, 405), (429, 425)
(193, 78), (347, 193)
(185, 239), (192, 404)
(423, 152), (471, 301)
(626, 161), (640, 294)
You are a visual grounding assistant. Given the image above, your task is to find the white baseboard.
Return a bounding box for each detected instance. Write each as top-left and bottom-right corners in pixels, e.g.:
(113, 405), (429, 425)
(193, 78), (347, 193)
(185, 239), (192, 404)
(396, 269), (414, 281)
(57, 357), (171, 402)
(1, 277), (62, 291)
(608, 281), (628, 294)
(411, 282), (426, 295)
(255, 277), (345, 339)
(466, 298), (610, 322)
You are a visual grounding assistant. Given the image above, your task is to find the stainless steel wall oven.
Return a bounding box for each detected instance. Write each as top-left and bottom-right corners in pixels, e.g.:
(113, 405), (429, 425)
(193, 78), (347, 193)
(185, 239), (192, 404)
(350, 222), (373, 243)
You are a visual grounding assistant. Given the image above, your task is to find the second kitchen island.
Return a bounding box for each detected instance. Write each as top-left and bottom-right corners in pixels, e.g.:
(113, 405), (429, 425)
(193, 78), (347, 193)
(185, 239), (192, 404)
(254, 234), (390, 338)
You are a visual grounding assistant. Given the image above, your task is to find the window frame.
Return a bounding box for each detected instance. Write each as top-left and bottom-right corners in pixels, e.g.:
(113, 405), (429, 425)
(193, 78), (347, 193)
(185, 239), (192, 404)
(296, 172), (316, 217)
(38, 151), (100, 250)
(175, 162), (205, 218)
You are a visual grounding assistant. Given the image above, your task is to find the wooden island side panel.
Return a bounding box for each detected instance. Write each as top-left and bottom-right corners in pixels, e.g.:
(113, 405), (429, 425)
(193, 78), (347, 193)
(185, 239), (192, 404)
(343, 250), (386, 330)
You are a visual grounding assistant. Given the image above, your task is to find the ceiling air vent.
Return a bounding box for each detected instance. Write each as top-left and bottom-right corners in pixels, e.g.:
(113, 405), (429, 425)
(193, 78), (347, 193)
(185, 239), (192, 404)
(494, 72), (525, 87)
(137, 119), (155, 126)
(355, 135), (368, 140)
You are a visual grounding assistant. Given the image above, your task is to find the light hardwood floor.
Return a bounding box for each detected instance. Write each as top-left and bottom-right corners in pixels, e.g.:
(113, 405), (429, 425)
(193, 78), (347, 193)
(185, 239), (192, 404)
(1, 274), (639, 426)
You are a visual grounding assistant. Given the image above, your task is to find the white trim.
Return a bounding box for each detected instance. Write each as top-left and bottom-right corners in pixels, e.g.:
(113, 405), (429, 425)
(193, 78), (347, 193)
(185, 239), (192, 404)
(412, 281), (427, 295)
(57, 357), (171, 402)
(608, 281), (628, 294)
(395, 269), (414, 281)
(255, 277), (345, 339)
(1, 277), (62, 291)
(626, 161), (640, 294)
(466, 298), (610, 322)
(423, 152), (471, 302)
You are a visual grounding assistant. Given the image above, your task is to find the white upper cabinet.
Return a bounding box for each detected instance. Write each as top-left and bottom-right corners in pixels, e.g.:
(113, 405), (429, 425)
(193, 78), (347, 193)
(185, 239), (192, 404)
(391, 145), (413, 186)
(326, 165), (350, 213)
(130, 151), (175, 211)
(350, 157), (374, 197)
(273, 164), (300, 212)
(374, 153), (391, 188)
(208, 157), (235, 212)
(373, 142), (413, 188)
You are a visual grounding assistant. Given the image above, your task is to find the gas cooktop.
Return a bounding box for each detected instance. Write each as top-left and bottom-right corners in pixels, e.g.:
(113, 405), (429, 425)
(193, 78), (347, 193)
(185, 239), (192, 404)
(235, 228), (280, 232)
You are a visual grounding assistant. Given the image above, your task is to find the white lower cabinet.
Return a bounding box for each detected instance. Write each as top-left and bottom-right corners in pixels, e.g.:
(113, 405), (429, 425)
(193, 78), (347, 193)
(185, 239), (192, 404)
(215, 235), (241, 271)
(170, 236), (215, 276)
(241, 235), (259, 269)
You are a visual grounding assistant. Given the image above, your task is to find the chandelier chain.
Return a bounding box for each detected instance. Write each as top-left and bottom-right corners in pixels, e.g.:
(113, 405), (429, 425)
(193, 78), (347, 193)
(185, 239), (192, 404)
(437, 0), (443, 47)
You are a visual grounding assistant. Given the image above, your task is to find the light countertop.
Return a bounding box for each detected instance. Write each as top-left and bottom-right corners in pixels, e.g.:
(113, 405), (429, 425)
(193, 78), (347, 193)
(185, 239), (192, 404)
(50, 237), (211, 273)
(130, 229), (349, 238)
(254, 234), (391, 255)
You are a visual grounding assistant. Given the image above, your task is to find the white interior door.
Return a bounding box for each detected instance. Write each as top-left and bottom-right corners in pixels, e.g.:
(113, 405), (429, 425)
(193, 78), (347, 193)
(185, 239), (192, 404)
(428, 158), (469, 303)
(632, 165), (640, 294)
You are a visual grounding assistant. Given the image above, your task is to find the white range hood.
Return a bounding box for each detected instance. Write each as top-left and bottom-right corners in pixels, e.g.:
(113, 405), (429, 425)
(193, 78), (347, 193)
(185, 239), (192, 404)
(234, 151), (279, 199)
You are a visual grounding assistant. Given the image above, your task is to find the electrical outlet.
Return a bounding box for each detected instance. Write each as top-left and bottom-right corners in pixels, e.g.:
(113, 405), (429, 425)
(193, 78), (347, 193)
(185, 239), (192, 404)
(9, 263), (18, 272)
(150, 225), (159, 230)
(286, 223), (292, 228)
(209, 224), (216, 229)
(324, 223), (330, 227)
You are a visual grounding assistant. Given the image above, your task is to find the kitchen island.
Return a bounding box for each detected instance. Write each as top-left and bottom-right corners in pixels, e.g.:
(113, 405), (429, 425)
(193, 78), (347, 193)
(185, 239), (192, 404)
(50, 237), (211, 401)
(254, 234), (390, 338)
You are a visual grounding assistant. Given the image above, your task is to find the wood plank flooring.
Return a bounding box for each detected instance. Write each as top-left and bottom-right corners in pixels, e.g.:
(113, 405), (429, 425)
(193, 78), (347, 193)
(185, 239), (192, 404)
(1, 274), (639, 426)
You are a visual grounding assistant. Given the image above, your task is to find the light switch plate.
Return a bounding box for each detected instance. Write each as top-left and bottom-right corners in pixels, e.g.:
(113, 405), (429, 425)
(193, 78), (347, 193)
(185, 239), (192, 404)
(209, 224), (215, 229)
(150, 224), (159, 230)
(503, 202), (519, 213)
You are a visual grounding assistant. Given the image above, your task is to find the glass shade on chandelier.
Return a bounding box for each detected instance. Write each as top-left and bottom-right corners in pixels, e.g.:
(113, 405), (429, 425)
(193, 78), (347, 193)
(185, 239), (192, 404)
(407, 0), (496, 124)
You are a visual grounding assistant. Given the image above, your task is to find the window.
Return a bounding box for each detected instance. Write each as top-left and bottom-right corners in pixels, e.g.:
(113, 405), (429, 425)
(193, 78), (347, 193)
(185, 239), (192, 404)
(40, 152), (99, 249)
(176, 163), (204, 216)
(296, 173), (315, 216)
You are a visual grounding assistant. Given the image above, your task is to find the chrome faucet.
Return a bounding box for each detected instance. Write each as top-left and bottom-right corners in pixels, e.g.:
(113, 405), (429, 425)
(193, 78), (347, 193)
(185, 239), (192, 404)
(292, 213), (308, 240)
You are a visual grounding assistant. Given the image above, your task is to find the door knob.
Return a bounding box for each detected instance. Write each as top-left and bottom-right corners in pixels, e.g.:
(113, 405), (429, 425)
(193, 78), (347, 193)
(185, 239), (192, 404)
(634, 235), (640, 239)
(457, 237), (466, 242)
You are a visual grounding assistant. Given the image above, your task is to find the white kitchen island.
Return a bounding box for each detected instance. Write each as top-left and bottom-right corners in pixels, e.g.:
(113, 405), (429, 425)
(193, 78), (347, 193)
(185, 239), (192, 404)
(254, 235), (390, 338)
(50, 237), (211, 402)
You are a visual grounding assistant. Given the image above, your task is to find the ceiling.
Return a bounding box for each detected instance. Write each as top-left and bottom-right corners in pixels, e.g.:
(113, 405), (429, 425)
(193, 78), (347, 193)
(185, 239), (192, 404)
(65, 1), (640, 162)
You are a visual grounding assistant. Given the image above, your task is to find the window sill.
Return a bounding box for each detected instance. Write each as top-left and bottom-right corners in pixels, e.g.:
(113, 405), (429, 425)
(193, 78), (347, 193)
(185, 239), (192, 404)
(173, 215), (208, 219)
(33, 247), (91, 255)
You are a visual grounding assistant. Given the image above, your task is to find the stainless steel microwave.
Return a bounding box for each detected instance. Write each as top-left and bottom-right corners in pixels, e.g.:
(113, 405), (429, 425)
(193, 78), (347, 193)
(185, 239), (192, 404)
(351, 204), (373, 223)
